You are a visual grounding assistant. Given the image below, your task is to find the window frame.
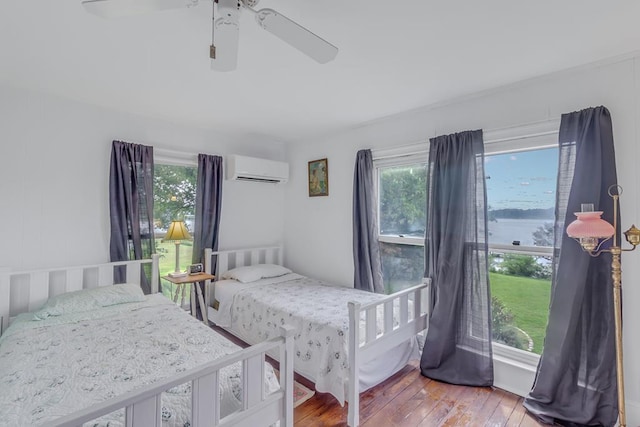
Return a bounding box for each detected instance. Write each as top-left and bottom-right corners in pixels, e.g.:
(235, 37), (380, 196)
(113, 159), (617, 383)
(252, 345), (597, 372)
(484, 123), (559, 367)
(372, 121), (560, 388)
(373, 146), (428, 294)
(153, 151), (199, 301)
(374, 145), (428, 248)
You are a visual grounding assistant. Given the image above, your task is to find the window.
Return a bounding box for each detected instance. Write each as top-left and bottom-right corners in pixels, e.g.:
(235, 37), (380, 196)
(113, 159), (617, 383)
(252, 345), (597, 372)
(373, 123), (559, 361)
(485, 146), (558, 355)
(376, 159), (427, 294)
(154, 163), (197, 299)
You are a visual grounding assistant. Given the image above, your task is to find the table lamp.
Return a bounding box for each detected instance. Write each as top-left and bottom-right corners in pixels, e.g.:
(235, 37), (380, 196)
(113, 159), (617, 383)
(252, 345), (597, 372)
(163, 220), (192, 278)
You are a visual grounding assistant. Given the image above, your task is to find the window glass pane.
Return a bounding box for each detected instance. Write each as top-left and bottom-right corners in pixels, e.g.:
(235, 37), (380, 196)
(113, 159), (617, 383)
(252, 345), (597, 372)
(380, 242), (425, 294)
(485, 147), (557, 355)
(489, 252), (551, 354)
(154, 164), (197, 299)
(379, 164), (426, 237)
(485, 148), (558, 247)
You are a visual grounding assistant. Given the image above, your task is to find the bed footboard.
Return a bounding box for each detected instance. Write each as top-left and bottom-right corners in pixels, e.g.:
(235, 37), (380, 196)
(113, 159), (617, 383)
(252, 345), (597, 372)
(48, 325), (295, 427)
(347, 281), (430, 427)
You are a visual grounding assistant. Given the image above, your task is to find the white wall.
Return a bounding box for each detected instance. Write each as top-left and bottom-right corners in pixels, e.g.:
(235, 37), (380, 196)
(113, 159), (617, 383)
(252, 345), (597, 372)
(283, 55), (640, 422)
(0, 84), (286, 271)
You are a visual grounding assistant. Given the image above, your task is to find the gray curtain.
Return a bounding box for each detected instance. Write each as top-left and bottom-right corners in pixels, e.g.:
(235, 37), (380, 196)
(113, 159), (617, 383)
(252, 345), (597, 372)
(420, 129), (493, 386)
(191, 154), (223, 317)
(524, 106), (619, 426)
(109, 140), (155, 293)
(353, 149), (384, 293)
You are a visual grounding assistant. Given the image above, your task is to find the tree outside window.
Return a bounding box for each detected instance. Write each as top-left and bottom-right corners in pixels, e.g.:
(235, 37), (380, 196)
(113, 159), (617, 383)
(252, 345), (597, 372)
(154, 164), (197, 298)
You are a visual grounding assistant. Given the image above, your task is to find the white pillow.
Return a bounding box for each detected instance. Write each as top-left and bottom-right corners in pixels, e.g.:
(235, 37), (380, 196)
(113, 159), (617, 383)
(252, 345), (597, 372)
(221, 264), (292, 283)
(32, 283), (145, 320)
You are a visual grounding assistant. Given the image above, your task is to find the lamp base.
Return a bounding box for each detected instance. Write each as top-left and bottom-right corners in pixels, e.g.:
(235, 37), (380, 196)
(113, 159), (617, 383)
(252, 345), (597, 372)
(168, 271), (188, 278)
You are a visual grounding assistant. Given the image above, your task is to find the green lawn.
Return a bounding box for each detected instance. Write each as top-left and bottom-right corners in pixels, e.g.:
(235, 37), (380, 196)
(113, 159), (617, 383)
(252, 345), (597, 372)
(490, 272), (551, 354)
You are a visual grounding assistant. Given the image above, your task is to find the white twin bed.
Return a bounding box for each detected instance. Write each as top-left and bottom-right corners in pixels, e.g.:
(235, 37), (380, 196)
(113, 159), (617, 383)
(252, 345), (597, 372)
(0, 255), (295, 427)
(203, 246), (430, 427)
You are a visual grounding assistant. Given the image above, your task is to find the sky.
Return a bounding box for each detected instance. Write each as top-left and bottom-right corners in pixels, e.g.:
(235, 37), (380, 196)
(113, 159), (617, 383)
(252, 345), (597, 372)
(484, 147), (558, 211)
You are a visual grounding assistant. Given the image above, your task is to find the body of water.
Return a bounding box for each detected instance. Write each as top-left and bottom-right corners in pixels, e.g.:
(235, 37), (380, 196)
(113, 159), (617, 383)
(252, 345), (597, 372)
(488, 218), (553, 247)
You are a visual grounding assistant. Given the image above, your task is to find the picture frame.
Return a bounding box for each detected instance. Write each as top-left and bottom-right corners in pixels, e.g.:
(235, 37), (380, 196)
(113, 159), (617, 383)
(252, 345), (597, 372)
(188, 263), (204, 275)
(308, 158), (329, 197)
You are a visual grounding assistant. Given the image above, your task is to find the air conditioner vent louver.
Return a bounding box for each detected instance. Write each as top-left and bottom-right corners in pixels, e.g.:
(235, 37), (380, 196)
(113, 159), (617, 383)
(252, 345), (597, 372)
(226, 155), (289, 184)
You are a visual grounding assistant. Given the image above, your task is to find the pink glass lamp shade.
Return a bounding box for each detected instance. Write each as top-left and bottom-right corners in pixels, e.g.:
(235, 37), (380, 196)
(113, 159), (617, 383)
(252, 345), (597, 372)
(566, 211), (615, 251)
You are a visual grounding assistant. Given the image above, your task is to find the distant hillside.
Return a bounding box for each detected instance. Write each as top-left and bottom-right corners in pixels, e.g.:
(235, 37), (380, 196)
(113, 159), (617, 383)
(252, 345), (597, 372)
(489, 207), (554, 220)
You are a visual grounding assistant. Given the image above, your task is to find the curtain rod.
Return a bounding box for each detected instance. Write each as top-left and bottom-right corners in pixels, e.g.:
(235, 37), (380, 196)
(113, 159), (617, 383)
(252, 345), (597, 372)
(372, 118), (560, 160)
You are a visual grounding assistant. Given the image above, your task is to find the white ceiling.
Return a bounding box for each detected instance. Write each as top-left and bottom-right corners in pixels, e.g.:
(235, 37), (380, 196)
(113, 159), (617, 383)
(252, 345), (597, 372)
(2, 1), (640, 143)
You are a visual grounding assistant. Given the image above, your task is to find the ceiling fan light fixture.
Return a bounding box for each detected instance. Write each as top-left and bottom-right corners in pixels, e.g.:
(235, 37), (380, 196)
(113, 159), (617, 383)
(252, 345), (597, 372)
(210, 19), (239, 71)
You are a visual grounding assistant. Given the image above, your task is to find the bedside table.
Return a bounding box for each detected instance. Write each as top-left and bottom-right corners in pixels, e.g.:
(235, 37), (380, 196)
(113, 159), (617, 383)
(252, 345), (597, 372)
(161, 273), (214, 322)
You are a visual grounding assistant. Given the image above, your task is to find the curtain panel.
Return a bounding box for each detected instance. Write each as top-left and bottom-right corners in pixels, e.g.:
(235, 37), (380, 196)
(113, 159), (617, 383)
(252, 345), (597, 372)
(109, 140), (155, 293)
(420, 129), (494, 386)
(191, 154), (223, 318)
(352, 149), (384, 293)
(524, 106), (619, 426)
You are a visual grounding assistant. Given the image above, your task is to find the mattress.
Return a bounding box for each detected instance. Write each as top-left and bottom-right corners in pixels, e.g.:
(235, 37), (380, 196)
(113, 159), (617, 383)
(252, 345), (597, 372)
(0, 293), (278, 427)
(208, 274), (419, 405)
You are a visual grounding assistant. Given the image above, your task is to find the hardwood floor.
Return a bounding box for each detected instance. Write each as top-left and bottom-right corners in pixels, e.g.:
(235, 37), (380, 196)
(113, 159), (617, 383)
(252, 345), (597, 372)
(293, 361), (545, 427)
(210, 325), (543, 426)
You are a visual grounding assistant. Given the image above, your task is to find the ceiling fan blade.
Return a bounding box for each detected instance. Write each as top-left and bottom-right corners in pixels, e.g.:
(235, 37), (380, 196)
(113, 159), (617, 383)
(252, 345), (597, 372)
(210, 18), (239, 71)
(82, 0), (198, 18)
(254, 8), (338, 64)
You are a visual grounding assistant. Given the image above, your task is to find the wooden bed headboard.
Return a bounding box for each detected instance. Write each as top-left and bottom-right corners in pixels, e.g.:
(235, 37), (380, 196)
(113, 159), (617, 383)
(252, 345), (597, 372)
(0, 255), (159, 335)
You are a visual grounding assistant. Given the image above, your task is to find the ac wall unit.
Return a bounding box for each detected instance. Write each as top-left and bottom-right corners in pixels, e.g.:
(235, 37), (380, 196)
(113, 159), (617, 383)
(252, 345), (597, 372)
(226, 155), (289, 184)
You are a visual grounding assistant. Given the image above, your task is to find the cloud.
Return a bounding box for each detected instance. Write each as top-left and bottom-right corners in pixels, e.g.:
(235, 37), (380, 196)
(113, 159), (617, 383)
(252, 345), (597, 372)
(520, 182), (530, 186)
(510, 155), (517, 161)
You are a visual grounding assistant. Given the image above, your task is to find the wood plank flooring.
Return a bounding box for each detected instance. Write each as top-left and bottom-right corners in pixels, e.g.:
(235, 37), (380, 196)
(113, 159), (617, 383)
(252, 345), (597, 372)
(294, 361), (544, 427)
(210, 325), (544, 427)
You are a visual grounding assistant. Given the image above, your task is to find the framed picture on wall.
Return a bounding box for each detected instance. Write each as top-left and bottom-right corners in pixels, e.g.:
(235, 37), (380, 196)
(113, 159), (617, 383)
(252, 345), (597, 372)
(308, 158), (329, 197)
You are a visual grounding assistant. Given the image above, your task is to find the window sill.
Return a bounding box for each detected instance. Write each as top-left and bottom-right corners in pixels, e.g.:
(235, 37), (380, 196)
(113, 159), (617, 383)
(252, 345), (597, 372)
(493, 342), (539, 397)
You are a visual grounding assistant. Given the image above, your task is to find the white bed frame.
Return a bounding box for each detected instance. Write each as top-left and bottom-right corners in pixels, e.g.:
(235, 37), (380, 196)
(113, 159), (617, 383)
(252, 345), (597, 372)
(204, 246), (429, 427)
(0, 254), (295, 427)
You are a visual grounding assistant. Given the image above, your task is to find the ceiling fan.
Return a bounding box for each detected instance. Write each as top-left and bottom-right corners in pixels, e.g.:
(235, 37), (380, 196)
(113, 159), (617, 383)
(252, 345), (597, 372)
(81, 0), (339, 71)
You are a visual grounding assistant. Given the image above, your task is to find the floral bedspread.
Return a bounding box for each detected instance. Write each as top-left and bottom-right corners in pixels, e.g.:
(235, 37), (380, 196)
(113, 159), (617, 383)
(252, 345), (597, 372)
(228, 276), (394, 404)
(0, 294), (278, 427)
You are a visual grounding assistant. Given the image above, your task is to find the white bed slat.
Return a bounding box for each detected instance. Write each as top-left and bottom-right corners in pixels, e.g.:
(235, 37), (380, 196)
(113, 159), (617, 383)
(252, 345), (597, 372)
(413, 289), (422, 320)
(219, 252), (229, 276)
(236, 252), (247, 268)
(28, 271), (50, 312)
(66, 268), (84, 293)
(365, 307), (376, 343)
(400, 294), (409, 325)
(243, 354), (264, 409)
(192, 372), (220, 426)
(126, 395), (161, 427)
(384, 300), (394, 334)
(265, 249), (275, 265)
(98, 265), (114, 287)
(126, 262), (138, 284)
(251, 250), (260, 266)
